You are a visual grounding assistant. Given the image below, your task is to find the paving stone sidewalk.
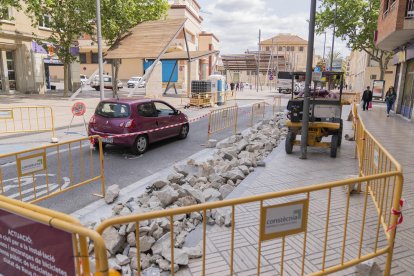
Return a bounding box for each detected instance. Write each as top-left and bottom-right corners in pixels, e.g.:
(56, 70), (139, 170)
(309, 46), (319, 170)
(180, 105), (411, 275)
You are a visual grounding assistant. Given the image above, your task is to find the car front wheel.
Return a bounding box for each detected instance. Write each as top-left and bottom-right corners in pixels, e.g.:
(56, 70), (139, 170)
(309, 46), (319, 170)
(131, 135), (149, 155)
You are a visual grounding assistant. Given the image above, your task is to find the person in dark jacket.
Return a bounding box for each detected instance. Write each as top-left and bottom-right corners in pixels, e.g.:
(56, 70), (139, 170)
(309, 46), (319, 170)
(362, 86), (373, 111)
(385, 86), (397, 117)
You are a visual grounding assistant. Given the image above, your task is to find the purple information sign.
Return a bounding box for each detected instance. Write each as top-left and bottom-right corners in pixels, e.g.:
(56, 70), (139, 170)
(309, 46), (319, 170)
(0, 209), (76, 275)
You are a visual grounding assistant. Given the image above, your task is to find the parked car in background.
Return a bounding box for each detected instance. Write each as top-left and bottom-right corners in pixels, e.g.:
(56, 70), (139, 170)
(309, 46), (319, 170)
(88, 99), (189, 155)
(90, 75), (123, 91)
(127, 76), (146, 88)
(80, 74), (88, 85)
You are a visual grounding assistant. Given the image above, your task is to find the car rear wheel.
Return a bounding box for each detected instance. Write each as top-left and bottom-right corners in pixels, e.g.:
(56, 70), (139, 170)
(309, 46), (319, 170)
(131, 135), (149, 155)
(179, 124), (189, 139)
(93, 142), (106, 150)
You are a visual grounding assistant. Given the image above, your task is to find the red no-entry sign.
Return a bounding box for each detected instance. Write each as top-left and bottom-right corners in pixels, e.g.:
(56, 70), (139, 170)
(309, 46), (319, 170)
(72, 101), (86, 116)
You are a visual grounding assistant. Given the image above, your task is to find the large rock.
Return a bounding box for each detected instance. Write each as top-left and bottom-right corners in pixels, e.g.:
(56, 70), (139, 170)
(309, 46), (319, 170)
(355, 260), (382, 276)
(182, 184), (205, 203)
(219, 184), (234, 199)
(115, 254), (130, 266)
(221, 169), (245, 182)
(162, 247), (189, 265)
(105, 184), (120, 204)
(177, 196), (197, 207)
(151, 232), (171, 255)
(205, 139), (218, 148)
(236, 139), (249, 152)
(182, 246), (202, 259)
(152, 180), (168, 189)
(102, 227), (125, 254)
(174, 164), (198, 177)
(167, 172), (185, 184)
(156, 258), (179, 272)
(139, 235), (155, 252)
(203, 188), (222, 201)
(155, 186), (179, 207)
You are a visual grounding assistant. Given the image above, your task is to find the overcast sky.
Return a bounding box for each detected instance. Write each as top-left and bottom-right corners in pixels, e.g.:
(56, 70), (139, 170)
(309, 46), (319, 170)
(197, 0), (350, 58)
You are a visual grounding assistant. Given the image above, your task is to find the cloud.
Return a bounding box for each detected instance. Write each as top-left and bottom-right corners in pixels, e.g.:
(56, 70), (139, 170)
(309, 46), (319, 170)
(198, 0), (350, 57)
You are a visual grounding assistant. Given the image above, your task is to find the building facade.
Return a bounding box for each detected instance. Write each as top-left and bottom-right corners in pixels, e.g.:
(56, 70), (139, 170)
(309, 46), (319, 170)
(346, 50), (396, 94)
(376, 0), (414, 119)
(260, 33), (310, 72)
(0, 4), (80, 94)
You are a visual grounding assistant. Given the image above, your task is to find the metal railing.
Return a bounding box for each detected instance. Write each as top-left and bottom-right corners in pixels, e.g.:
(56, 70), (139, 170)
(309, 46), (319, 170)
(0, 136), (105, 203)
(251, 101), (266, 126)
(93, 103), (402, 276)
(0, 106), (55, 137)
(208, 105), (238, 139)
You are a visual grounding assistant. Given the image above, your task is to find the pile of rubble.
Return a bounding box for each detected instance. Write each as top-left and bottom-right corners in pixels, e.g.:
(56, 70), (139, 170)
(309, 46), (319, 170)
(93, 113), (287, 275)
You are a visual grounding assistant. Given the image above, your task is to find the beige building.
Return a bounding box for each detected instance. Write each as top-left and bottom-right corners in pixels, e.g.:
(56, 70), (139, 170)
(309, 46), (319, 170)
(0, 4), (79, 94)
(346, 50), (396, 94)
(77, 0), (219, 90)
(260, 33), (312, 72)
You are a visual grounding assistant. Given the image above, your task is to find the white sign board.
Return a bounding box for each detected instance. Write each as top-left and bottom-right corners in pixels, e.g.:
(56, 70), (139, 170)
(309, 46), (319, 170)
(17, 153), (47, 176)
(260, 199), (308, 241)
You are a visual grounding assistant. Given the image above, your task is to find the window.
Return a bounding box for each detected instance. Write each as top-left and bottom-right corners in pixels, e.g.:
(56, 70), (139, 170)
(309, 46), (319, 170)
(79, 53), (87, 64)
(278, 46), (283, 51)
(299, 46), (304, 52)
(92, 53), (99, 64)
(96, 102), (130, 118)
(0, 7), (12, 21)
(370, 74), (377, 80)
(154, 102), (175, 117)
(138, 103), (157, 117)
(39, 15), (52, 28)
(265, 46), (270, 51)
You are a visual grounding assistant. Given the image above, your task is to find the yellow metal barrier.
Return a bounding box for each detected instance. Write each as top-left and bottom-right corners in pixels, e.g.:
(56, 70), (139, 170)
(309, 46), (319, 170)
(0, 194), (110, 276)
(224, 91), (237, 102)
(93, 103), (402, 275)
(207, 105), (238, 139)
(0, 136), (105, 203)
(0, 106), (56, 137)
(251, 101), (266, 126)
(272, 95), (282, 115)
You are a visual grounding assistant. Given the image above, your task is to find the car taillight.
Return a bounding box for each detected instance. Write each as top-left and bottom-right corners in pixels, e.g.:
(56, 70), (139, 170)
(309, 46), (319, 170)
(90, 115), (96, 125)
(124, 119), (135, 129)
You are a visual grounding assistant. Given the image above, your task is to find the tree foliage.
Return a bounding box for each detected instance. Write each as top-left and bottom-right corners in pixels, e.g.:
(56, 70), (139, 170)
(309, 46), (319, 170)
(99, 0), (169, 97)
(316, 0), (392, 79)
(0, 0), (20, 21)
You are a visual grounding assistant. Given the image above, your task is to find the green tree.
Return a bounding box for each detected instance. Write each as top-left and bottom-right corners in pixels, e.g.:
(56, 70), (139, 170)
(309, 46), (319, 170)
(17, 0), (94, 96)
(100, 0), (169, 97)
(316, 0), (392, 80)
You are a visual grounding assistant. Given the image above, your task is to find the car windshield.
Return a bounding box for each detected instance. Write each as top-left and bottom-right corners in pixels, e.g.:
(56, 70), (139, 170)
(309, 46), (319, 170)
(96, 102), (130, 118)
(130, 78), (141, 82)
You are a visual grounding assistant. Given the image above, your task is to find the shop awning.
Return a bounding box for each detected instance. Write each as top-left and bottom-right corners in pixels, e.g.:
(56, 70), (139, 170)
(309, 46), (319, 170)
(105, 18), (187, 60)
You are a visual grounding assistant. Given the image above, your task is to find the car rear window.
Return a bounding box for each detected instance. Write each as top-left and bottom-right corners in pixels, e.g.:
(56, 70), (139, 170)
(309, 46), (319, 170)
(96, 102), (130, 118)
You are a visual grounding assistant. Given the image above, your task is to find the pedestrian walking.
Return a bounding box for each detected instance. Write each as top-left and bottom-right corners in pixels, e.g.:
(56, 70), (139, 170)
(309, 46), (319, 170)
(385, 86), (397, 117)
(240, 82), (244, 92)
(361, 86), (373, 111)
(230, 82), (235, 92)
(236, 82), (239, 91)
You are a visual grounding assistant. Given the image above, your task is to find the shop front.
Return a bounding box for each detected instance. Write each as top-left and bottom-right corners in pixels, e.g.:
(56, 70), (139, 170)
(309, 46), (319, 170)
(400, 59), (414, 119)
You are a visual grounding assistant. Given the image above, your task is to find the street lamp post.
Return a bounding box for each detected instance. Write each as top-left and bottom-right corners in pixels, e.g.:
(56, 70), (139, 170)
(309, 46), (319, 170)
(96, 0), (104, 101)
(300, 0), (317, 160)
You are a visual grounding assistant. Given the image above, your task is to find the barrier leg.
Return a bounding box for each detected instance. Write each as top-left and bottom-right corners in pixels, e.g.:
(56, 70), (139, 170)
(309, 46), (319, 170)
(384, 174), (404, 275)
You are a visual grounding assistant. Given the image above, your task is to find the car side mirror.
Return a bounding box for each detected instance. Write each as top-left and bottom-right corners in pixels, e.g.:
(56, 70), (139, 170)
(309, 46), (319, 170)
(175, 110), (181, 115)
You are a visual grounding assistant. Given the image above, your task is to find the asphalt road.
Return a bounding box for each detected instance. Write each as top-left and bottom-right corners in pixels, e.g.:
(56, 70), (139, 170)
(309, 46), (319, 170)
(0, 104), (278, 214)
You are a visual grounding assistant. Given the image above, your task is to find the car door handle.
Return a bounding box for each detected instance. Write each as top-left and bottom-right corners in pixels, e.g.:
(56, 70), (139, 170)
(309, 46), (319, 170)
(155, 121), (159, 126)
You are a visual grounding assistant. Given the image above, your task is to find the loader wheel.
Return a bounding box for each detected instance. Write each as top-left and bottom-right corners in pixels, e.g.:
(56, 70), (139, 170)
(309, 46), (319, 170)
(285, 131), (295, 154)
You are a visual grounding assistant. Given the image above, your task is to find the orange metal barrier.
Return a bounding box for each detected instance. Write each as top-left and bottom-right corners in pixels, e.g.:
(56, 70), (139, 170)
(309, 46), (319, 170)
(208, 105), (238, 139)
(251, 101), (266, 126)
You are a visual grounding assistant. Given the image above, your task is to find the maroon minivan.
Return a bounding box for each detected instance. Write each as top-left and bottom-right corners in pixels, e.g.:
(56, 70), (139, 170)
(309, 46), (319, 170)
(88, 99), (189, 154)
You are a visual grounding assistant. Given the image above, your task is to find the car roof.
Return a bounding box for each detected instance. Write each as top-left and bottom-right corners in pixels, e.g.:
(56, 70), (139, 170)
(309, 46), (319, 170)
(100, 98), (155, 105)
